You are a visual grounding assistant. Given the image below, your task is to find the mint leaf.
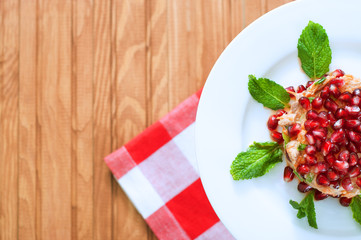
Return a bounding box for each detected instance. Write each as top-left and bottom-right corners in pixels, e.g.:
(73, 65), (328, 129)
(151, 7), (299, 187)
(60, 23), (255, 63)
(248, 75), (290, 110)
(293, 170), (304, 181)
(315, 77), (326, 85)
(350, 195), (361, 226)
(230, 141), (283, 180)
(298, 144), (307, 151)
(290, 191), (318, 229)
(298, 21), (332, 79)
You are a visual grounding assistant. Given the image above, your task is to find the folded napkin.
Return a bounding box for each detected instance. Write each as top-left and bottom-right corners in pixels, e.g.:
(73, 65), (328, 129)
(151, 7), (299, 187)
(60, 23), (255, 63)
(104, 90), (234, 240)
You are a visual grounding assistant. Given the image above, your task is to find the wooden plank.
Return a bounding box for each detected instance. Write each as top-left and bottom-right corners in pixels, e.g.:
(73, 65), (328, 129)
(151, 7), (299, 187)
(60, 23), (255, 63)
(93, 0), (113, 239)
(112, 0), (149, 239)
(18, 0), (36, 239)
(0, 0), (19, 239)
(71, 0), (94, 239)
(37, 0), (72, 239)
(243, 0), (266, 26)
(266, 0), (293, 12)
(229, 0), (244, 38)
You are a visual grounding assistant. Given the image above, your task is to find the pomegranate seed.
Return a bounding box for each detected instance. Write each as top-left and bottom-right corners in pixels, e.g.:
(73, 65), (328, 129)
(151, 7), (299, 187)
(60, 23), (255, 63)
(267, 115), (279, 130)
(275, 109), (287, 117)
(332, 69), (345, 77)
(288, 124), (301, 137)
(330, 143), (340, 154)
(355, 124), (361, 133)
(341, 177), (354, 191)
(327, 169), (340, 181)
(270, 131), (284, 143)
(305, 154), (318, 165)
(299, 97), (311, 110)
(313, 162), (328, 173)
(305, 145), (316, 155)
(349, 153), (358, 167)
(345, 120), (361, 129)
(351, 96), (361, 106)
(285, 86), (295, 98)
(335, 108), (348, 119)
(329, 84), (341, 98)
(306, 81), (314, 88)
(320, 86), (330, 99)
(283, 166), (295, 182)
(347, 130), (361, 143)
(312, 128), (328, 140)
(345, 105), (361, 117)
(297, 85), (306, 93)
(327, 111), (337, 125)
(330, 78), (345, 88)
(349, 165), (361, 178)
(306, 110), (319, 120)
(339, 92), (352, 103)
(333, 160), (349, 172)
(330, 129), (346, 143)
(317, 174), (330, 186)
(330, 180), (340, 189)
(310, 97), (322, 110)
(353, 88), (361, 97)
(297, 164), (310, 175)
(347, 142), (358, 153)
(333, 119), (345, 130)
(314, 190), (328, 201)
(340, 197), (352, 207)
(305, 133), (315, 145)
(315, 139), (322, 151)
(339, 150), (350, 162)
(324, 98), (338, 113)
(304, 120), (320, 131)
(356, 177), (361, 188)
(317, 111), (330, 127)
(325, 154), (336, 165)
(297, 182), (312, 193)
(321, 140), (332, 156)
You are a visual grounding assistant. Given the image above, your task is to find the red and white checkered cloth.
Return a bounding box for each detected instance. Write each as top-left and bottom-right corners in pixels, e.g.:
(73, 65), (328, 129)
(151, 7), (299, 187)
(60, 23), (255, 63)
(104, 90), (234, 240)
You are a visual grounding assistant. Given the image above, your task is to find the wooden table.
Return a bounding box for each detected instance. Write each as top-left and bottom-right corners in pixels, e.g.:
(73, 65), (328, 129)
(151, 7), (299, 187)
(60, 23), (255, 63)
(0, 0), (292, 239)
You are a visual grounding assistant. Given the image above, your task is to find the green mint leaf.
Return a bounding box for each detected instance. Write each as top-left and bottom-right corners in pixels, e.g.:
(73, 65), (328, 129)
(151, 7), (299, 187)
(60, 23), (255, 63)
(305, 173), (315, 183)
(290, 191), (318, 229)
(289, 200), (301, 210)
(230, 141), (283, 180)
(248, 75), (290, 110)
(293, 170), (304, 181)
(297, 21), (332, 79)
(298, 144), (307, 151)
(315, 77), (326, 85)
(350, 195), (361, 226)
(308, 97), (315, 103)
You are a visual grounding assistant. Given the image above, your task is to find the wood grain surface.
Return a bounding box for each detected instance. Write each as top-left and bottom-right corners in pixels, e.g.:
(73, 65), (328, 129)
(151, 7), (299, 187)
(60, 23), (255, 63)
(0, 0), (293, 239)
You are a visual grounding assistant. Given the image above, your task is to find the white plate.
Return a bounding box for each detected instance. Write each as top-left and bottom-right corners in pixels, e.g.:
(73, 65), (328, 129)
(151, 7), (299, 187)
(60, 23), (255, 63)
(195, 0), (361, 239)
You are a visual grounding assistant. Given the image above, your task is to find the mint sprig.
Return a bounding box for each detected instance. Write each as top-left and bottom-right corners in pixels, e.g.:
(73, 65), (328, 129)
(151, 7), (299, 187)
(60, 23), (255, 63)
(350, 195), (361, 226)
(248, 75), (290, 110)
(297, 21), (332, 79)
(230, 141), (283, 180)
(290, 190), (318, 229)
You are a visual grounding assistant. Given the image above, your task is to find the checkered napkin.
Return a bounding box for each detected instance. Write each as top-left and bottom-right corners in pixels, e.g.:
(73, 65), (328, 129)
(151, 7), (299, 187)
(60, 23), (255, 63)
(104, 90), (234, 240)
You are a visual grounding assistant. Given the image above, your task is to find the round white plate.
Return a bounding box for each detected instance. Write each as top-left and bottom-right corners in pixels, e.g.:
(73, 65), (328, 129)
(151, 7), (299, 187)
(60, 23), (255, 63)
(195, 0), (361, 239)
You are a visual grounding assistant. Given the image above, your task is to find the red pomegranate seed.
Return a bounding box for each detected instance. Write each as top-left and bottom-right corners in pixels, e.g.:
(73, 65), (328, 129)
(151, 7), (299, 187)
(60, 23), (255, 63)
(332, 69), (345, 77)
(306, 110), (318, 120)
(317, 174), (330, 186)
(339, 92), (352, 103)
(327, 111), (337, 125)
(318, 111), (330, 128)
(335, 108), (348, 119)
(288, 124), (301, 137)
(330, 129), (346, 143)
(270, 131), (284, 143)
(305, 145), (316, 155)
(353, 88), (361, 97)
(315, 139), (322, 151)
(311, 97), (323, 109)
(330, 143), (340, 154)
(340, 197), (352, 207)
(306, 81), (314, 88)
(330, 78), (345, 88)
(299, 97), (311, 110)
(351, 96), (361, 106)
(325, 154), (336, 165)
(313, 162), (328, 173)
(341, 177), (354, 191)
(297, 85), (306, 93)
(339, 150), (350, 162)
(347, 142), (358, 153)
(297, 182), (312, 193)
(349, 153), (358, 167)
(285, 86), (295, 98)
(329, 84), (341, 98)
(305, 133), (315, 145)
(312, 128), (328, 140)
(349, 165), (361, 178)
(275, 109), (287, 117)
(356, 177), (361, 188)
(330, 180), (340, 189)
(333, 160), (349, 172)
(347, 130), (361, 143)
(267, 115), (279, 130)
(297, 164), (310, 175)
(314, 190), (328, 201)
(305, 154), (318, 165)
(327, 169), (340, 181)
(345, 120), (361, 129)
(333, 119), (345, 130)
(304, 120), (320, 131)
(324, 98), (338, 113)
(320, 86), (330, 99)
(283, 166), (295, 182)
(345, 105), (361, 117)
(355, 124), (361, 132)
(321, 140), (332, 156)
